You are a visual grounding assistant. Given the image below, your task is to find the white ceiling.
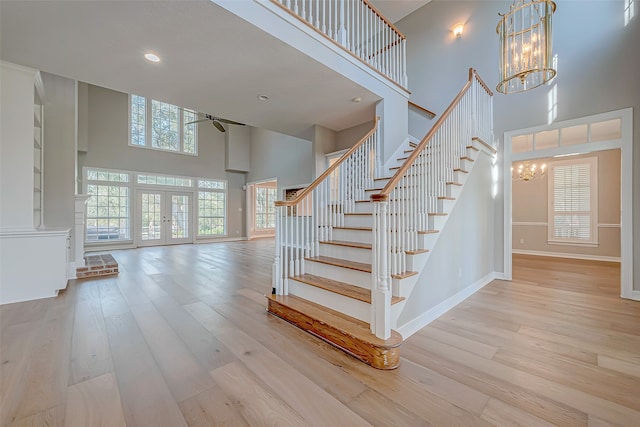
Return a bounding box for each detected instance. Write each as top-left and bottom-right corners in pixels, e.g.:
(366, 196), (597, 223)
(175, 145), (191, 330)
(369, 0), (433, 24)
(2, 0), (416, 138)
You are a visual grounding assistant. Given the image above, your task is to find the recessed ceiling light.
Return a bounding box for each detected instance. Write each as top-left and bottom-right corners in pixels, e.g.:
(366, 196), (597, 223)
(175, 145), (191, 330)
(257, 94), (269, 101)
(144, 53), (160, 63)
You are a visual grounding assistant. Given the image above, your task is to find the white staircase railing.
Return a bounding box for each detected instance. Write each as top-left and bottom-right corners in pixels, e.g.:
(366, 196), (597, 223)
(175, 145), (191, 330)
(370, 69), (494, 339)
(273, 118), (380, 295)
(270, 0), (407, 88)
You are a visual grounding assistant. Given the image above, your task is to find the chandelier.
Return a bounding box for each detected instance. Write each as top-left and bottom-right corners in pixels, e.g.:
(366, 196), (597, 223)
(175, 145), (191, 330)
(497, 0), (556, 94)
(512, 161), (547, 181)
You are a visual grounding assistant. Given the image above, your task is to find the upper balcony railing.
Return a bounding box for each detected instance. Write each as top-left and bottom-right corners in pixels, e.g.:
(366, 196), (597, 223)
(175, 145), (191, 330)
(271, 0), (408, 89)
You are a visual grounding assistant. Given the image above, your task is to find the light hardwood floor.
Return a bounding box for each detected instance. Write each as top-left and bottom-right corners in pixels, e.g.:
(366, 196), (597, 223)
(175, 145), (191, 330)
(1, 241), (639, 426)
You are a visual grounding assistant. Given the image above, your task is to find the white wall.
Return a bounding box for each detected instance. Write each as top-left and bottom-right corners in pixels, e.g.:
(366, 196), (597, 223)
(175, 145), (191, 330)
(312, 125), (337, 178)
(0, 62), (37, 229)
(82, 84), (247, 238)
(399, 0), (640, 288)
(397, 150), (495, 328)
(42, 72), (76, 258)
(335, 120), (375, 151)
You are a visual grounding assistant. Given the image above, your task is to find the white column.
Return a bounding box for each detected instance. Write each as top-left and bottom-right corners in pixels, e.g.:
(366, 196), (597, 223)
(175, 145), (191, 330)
(74, 195), (90, 268)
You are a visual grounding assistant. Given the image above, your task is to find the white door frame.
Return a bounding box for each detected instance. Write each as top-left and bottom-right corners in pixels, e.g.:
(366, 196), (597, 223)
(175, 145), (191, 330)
(136, 189), (194, 246)
(503, 108), (635, 300)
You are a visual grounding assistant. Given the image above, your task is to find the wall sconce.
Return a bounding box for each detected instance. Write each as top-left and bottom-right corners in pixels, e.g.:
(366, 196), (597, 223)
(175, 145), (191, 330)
(452, 23), (464, 38)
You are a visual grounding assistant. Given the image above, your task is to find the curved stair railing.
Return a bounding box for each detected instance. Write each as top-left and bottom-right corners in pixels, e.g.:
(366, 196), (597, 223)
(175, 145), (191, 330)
(370, 68), (494, 339)
(273, 117), (380, 295)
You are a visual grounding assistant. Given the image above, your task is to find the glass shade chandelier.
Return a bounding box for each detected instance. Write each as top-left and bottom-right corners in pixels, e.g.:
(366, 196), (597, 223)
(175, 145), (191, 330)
(497, 0), (556, 94)
(512, 161), (547, 181)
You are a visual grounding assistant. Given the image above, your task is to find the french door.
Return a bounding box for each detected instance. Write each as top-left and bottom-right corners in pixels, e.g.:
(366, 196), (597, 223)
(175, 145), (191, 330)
(137, 190), (192, 246)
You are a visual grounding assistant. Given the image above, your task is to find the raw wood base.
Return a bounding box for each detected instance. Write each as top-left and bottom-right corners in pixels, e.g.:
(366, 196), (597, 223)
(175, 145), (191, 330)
(267, 294), (402, 370)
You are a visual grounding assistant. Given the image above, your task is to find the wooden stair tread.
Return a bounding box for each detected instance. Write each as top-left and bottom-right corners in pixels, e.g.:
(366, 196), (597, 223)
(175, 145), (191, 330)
(418, 229), (440, 235)
(291, 273), (404, 305)
(267, 294), (401, 369)
(305, 256), (372, 273)
(453, 168), (469, 173)
(333, 226), (371, 231)
(428, 212), (447, 216)
(404, 149), (415, 154)
(460, 156), (474, 161)
(437, 196), (455, 200)
(446, 181), (463, 186)
(391, 271), (419, 279)
(374, 176), (393, 181)
(405, 249), (429, 255)
(319, 240), (371, 250)
(472, 136), (497, 153)
(466, 145), (480, 151)
(344, 212), (371, 216)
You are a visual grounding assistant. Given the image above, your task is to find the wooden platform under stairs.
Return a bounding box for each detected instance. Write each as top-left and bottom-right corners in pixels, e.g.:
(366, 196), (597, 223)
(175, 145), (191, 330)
(267, 294), (403, 369)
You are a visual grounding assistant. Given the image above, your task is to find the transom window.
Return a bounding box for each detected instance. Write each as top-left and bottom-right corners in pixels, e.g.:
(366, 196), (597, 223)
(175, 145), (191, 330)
(130, 95), (197, 155)
(547, 157), (598, 245)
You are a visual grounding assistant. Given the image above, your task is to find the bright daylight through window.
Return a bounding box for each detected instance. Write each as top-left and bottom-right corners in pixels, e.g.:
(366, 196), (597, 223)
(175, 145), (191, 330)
(198, 180), (226, 237)
(85, 169), (131, 242)
(130, 95), (197, 155)
(255, 185), (277, 229)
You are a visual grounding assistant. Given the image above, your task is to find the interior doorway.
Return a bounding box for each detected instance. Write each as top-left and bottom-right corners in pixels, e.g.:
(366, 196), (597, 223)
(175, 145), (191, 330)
(503, 108), (635, 300)
(136, 190), (193, 246)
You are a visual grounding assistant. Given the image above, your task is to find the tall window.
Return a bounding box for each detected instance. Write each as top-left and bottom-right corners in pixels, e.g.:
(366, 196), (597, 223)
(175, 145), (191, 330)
(85, 169), (131, 242)
(625, 0), (635, 26)
(254, 185), (277, 229)
(198, 179), (226, 237)
(548, 157), (598, 245)
(129, 95), (197, 155)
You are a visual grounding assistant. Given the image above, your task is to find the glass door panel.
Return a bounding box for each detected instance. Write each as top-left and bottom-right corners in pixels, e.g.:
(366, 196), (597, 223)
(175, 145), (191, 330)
(168, 193), (191, 244)
(137, 190), (192, 246)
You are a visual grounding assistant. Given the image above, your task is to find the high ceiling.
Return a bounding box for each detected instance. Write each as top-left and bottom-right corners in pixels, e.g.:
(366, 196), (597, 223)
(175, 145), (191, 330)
(369, 0), (433, 24)
(3, 0), (429, 138)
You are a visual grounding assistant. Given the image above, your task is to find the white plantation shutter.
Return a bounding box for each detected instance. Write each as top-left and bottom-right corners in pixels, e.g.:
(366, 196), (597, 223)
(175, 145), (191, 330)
(548, 157), (598, 244)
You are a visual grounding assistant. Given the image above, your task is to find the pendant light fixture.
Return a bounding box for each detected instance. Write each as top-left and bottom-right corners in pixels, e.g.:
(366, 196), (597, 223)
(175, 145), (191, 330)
(497, 0), (556, 94)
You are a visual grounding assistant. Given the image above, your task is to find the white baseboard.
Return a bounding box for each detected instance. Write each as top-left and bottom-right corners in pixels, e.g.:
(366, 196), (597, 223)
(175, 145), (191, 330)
(196, 237), (247, 244)
(67, 261), (77, 281)
(513, 249), (620, 263)
(493, 272), (511, 281)
(396, 271), (496, 339)
(626, 290), (640, 301)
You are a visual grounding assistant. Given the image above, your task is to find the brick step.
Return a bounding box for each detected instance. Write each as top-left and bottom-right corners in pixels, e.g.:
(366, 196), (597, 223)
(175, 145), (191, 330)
(267, 294), (402, 369)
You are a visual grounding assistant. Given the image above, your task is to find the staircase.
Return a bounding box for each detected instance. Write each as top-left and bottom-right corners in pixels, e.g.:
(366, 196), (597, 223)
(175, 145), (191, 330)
(268, 69), (495, 369)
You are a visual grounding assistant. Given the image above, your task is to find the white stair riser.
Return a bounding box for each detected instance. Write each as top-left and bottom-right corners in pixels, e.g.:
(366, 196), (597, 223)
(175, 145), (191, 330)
(288, 279), (370, 323)
(446, 184), (463, 198)
(460, 158), (474, 170)
(418, 233), (438, 250)
(344, 214), (372, 228)
(354, 202), (373, 213)
(406, 251), (430, 273)
(332, 228), (372, 244)
(392, 274), (420, 298)
(319, 243), (371, 264)
(428, 215), (447, 230)
(454, 170), (469, 182)
(304, 260), (371, 288)
(437, 198), (456, 213)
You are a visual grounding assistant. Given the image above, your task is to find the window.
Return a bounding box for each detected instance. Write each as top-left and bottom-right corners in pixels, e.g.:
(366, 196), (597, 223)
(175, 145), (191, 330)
(198, 179), (226, 236)
(254, 185), (277, 229)
(85, 168), (131, 242)
(548, 157), (598, 245)
(625, 0), (635, 26)
(137, 173), (193, 187)
(129, 95), (197, 155)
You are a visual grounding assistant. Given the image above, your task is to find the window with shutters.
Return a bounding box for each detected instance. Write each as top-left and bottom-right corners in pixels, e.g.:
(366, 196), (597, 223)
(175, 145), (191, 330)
(547, 157), (598, 246)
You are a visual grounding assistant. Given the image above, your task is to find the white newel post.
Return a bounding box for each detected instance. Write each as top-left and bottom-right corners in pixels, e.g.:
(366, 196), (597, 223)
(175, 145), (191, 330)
(372, 199), (391, 340)
(74, 195), (90, 269)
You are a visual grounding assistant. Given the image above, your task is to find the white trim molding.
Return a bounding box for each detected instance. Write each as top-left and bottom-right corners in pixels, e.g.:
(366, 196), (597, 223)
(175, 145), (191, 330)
(513, 249), (620, 263)
(513, 221), (547, 226)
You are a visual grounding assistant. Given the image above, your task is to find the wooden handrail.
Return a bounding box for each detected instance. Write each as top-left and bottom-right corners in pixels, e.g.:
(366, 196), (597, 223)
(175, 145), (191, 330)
(408, 100), (436, 119)
(372, 68), (490, 202)
(275, 117), (379, 207)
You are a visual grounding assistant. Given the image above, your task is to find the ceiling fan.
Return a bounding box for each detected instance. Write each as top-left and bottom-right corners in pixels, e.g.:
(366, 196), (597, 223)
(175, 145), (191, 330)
(185, 112), (245, 133)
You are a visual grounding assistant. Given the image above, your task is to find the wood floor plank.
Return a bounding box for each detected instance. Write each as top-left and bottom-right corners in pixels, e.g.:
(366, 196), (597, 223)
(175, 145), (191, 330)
(480, 398), (556, 427)
(104, 311), (188, 427)
(63, 373), (126, 427)
(184, 301), (372, 427)
(2, 242), (638, 427)
(210, 362), (306, 426)
(178, 384), (249, 427)
(68, 281), (113, 385)
(128, 301), (217, 402)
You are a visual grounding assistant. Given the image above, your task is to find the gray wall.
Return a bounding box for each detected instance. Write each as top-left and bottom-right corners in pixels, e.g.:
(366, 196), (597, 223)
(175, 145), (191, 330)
(42, 72), (76, 256)
(399, 0), (639, 287)
(82, 84), (246, 238)
(512, 149), (621, 258)
(247, 127), (313, 194)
